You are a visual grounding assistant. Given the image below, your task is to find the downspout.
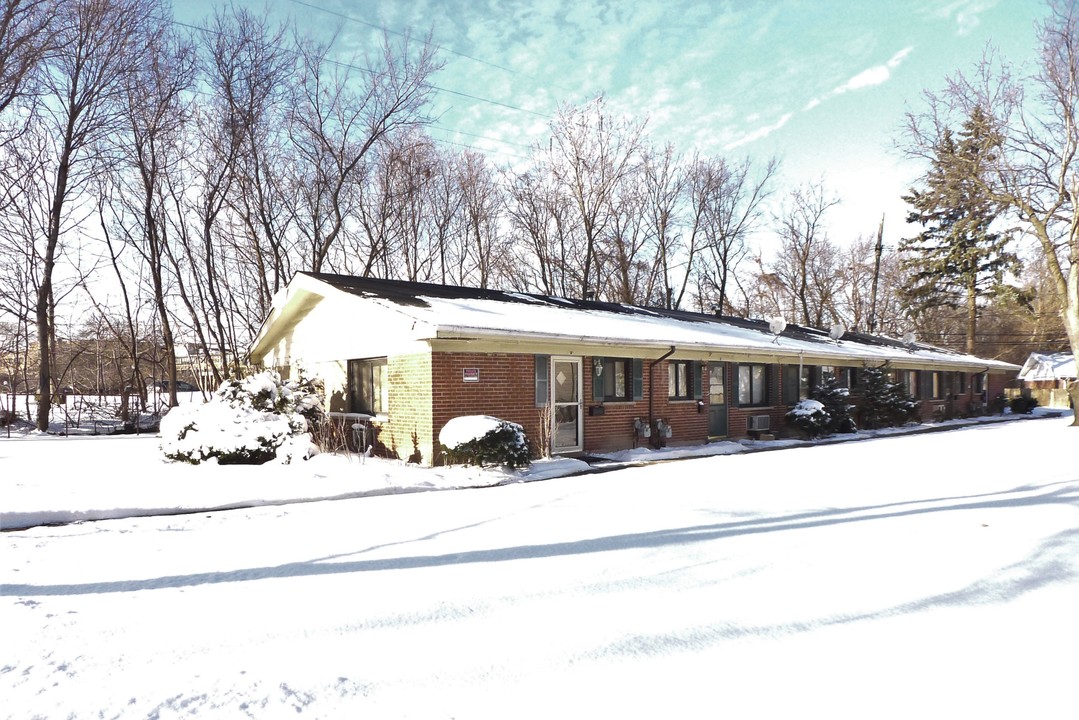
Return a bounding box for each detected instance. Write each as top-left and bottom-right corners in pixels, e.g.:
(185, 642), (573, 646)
(649, 345), (677, 428)
(798, 350), (804, 401)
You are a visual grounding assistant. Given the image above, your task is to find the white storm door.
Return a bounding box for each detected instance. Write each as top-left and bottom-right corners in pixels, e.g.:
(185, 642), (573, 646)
(551, 356), (583, 453)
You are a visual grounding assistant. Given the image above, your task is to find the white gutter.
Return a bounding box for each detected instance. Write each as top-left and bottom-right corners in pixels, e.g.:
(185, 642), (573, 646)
(430, 325), (1019, 373)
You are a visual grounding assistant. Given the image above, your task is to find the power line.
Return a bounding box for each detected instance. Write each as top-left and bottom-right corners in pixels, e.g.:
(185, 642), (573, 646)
(286, 0), (572, 96)
(170, 18), (552, 122)
(288, 0), (519, 77)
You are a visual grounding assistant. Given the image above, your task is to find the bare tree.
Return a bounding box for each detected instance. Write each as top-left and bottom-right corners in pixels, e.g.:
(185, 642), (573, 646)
(0, 0), (56, 120)
(694, 155), (778, 315)
(112, 20), (196, 406)
(505, 167), (573, 296)
(30, 0), (157, 431)
(770, 181), (841, 327)
(905, 1), (1079, 419)
(543, 95), (646, 298)
(639, 143), (684, 307)
(425, 143), (465, 285)
(456, 150), (503, 288)
(288, 30), (441, 274)
(382, 133), (438, 282)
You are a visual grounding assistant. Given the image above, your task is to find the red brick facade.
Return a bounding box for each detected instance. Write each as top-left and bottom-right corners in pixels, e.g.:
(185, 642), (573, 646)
(430, 352), (547, 465)
(361, 350), (1012, 464)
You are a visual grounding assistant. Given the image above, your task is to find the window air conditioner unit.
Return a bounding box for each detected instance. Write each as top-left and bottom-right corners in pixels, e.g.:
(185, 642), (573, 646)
(748, 415), (770, 432)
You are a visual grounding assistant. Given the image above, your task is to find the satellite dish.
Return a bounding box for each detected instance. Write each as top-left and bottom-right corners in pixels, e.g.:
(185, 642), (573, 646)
(768, 317), (787, 335)
(829, 323), (846, 342)
(902, 331), (916, 345)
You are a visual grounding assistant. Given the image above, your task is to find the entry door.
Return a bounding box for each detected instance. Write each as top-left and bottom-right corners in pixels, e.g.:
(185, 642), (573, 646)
(551, 356), (583, 453)
(708, 362), (728, 437)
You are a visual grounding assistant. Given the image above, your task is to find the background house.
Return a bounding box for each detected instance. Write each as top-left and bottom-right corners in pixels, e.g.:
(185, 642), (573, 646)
(1017, 352), (1076, 409)
(249, 273), (1019, 465)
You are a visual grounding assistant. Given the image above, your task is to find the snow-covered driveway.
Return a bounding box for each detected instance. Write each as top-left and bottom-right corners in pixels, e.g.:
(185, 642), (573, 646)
(3, 417), (1078, 719)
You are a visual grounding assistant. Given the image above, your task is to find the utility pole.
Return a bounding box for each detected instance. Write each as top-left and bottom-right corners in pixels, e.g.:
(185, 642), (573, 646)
(868, 213), (884, 334)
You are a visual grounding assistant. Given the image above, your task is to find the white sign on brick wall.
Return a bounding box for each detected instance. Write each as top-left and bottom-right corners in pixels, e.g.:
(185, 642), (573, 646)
(462, 368), (480, 383)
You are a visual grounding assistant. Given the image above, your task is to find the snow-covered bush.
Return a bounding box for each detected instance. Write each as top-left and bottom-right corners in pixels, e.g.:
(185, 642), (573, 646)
(785, 399), (830, 438)
(812, 371), (857, 434)
(160, 370), (323, 465)
(439, 415), (531, 468)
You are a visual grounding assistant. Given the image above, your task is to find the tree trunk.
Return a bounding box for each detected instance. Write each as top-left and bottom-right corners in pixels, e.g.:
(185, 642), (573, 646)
(35, 146), (72, 431)
(869, 213), (884, 334)
(966, 278), (977, 356)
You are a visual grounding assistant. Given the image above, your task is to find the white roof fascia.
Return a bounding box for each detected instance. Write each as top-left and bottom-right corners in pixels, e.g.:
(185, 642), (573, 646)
(430, 324), (1018, 372)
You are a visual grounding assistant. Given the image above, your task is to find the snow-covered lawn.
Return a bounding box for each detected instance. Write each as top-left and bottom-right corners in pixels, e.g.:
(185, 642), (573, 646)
(2, 415), (1078, 718)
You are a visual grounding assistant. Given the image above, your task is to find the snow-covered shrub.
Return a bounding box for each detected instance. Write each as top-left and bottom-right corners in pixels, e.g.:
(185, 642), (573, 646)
(785, 399), (830, 438)
(439, 415), (531, 468)
(160, 369), (323, 465)
(812, 371), (857, 434)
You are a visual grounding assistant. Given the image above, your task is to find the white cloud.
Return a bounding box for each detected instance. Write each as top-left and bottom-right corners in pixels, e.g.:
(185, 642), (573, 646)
(927, 0), (997, 37)
(887, 46), (914, 68)
(724, 112), (793, 150)
(801, 46), (913, 113)
(829, 45), (914, 96)
(834, 65), (891, 94)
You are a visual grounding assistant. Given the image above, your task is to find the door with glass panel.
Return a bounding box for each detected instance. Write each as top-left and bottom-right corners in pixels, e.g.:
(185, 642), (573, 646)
(551, 356), (583, 453)
(707, 362), (728, 437)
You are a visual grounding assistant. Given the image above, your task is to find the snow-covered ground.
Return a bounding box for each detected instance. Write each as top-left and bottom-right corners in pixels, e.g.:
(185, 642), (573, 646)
(2, 413), (1078, 718)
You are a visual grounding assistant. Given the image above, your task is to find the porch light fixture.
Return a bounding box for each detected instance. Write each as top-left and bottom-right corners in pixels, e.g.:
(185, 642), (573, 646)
(594, 357), (604, 376)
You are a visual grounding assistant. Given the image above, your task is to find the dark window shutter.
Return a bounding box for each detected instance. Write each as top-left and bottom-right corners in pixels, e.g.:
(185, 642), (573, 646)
(782, 365), (798, 405)
(730, 365), (741, 408)
(535, 355), (549, 406)
(692, 361), (702, 399)
(592, 358), (604, 401)
(632, 359), (643, 400)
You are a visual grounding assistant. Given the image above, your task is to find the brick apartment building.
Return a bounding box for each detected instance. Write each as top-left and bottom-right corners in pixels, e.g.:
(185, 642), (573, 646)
(248, 273), (1019, 465)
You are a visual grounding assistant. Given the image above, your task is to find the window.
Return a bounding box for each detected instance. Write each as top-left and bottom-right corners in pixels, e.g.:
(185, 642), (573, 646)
(594, 357), (631, 401)
(348, 357), (388, 415)
(973, 372), (986, 395)
(535, 355), (550, 406)
(669, 360), (691, 400)
(667, 360), (700, 400)
(931, 371), (943, 400)
(957, 372), (968, 394)
(708, 364), (725, 405)
(839, 367), (859, 390)
(782, 365), (814, 405)
(738, 364), (768, 406)
(901, 370), (919, 399)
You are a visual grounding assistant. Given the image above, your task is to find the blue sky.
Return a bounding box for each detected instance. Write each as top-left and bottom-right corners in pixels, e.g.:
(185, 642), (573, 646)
(177, 0), (1046, 251)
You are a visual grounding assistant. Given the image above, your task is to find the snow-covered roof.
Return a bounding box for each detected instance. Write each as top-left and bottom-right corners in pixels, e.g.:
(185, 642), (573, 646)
(252, 273), (1020, 373)
(1018, 352), (1076, 381)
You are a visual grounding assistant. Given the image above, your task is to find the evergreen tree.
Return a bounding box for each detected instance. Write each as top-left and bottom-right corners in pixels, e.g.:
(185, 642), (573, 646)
(860, 366), (919, 428)
(900, 106), (1018, 355)
(812, 371), (857, 434)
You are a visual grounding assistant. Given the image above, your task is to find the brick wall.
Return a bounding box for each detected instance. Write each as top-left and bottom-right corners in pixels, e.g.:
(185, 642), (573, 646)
(581, 358), (711, 452)
(580, 360), (650, 452)
(390, 352), (1010, 463)
(383, 352), (433, 464)
(431, 352), (546, 464)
